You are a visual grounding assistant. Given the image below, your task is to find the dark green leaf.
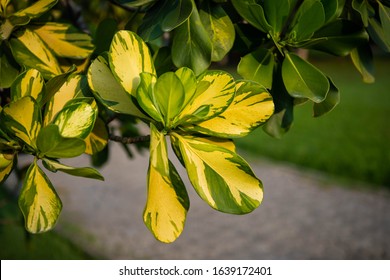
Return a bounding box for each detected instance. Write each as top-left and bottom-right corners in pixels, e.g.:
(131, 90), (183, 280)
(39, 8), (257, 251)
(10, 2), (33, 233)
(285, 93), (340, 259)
(367, 17), (390, 52)
(320, 0), (344, 24)
(93, 18), (118, 55)
(352, 0), (372, 27)
(282, 52), (329, 103)
(231, 0), (271, 33)
(264, 0), (291, 35)
(0, 43), (19, 88)
(313, 77), (340, 117)
(378, 2), (390, 45)
(153, 46), (174, 76)
(350, 44), (375, 83)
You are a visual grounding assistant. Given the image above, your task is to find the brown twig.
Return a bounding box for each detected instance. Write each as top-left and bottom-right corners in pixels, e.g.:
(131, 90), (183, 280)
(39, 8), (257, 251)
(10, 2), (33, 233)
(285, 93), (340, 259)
(109, 134), (150, 144)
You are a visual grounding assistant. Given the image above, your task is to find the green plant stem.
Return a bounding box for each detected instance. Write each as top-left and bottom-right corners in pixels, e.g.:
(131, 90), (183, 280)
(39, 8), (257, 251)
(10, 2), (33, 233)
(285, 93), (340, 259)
(109, 134), (150, 144)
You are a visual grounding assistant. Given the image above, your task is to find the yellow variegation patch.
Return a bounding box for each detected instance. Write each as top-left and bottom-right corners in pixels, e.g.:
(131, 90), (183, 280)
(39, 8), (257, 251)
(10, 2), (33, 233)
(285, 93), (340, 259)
(109, 30), (155, 96)
(31, 23), (94, 59)
(171, 133), (263, 214)
(18, 161), (62, 233)
(174, 71), (235, 124)
(11, 69), (45, 103)
(0, 153), (15, 183)
(144, 124), (189, 243)
(84, 117), (108, 155)
(191, 80), (274, 137)
(13, 0), (58, 19)
(2, 96), (41, 149)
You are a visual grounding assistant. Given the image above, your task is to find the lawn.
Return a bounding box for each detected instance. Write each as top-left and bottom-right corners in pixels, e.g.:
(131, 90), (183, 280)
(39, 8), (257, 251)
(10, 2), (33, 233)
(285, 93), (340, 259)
(235, 55), (390, 187)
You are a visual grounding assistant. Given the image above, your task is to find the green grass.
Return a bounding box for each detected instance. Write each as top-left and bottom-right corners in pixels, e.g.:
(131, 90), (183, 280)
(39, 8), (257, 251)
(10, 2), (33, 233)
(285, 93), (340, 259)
(0, 187), (92, 259)
(235, 56), (390, 187)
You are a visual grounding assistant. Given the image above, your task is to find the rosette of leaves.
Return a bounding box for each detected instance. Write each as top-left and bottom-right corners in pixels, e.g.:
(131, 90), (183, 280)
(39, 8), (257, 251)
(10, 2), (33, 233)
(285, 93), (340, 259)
(0, 68), (105, 233)
(88, 30), (274, 243)
(0, 0), (94, 88)
(232, 0), (369, 137)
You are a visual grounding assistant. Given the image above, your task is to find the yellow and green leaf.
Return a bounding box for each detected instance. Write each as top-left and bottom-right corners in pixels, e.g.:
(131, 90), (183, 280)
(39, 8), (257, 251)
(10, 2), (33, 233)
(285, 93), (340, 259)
(84, 117), (108, 155)
(174, 70), (235, 125)
(0, 152), (15, 183)
(31, 23), (94, 59)
(144, 124), (189, 243)
(136, 72), (162, 122)
(109, 30), (155, 96)
(10, 28), (62, 79)
(1, 96), (41, 149)
(13, 0), (58, 19)
(0, 0), (10, 16)
(11, 69), (45, 104)
(18, 160), (62, 233)
(171, 133), (263, 214)
(52, 102), (96, 139)
(88, 54), (149, 119)
(188, 80), (274, 138)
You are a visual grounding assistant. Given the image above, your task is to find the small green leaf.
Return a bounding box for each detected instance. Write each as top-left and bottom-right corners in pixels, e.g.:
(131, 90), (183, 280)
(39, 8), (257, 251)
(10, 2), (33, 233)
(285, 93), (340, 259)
(350, 44), (375, 83)
(136, 72), (163, 122)
(37, 124), (86, 158)
(172, 6), (212, 75)
(231, 0), (271, 33)
(320, 0), (344, 24)
(200, 3), (235, 62)
(11, 69), (45, 104)
(264, 0), (291, 35)
(282, 52), (329, 103)
(171, 133), (263, 214)
(313, 77), (340, 117)
(237, 48), (275, 89)
(52, 102), (96, 139)
(367, 17), (390, 52)
(18, 161), (62, 233)
(378, 2), (390, 45)
(42, 158), (104, 181)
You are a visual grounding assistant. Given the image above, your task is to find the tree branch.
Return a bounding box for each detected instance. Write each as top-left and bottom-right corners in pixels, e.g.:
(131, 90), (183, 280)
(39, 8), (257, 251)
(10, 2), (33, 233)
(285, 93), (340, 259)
(109, 134), (150, 144)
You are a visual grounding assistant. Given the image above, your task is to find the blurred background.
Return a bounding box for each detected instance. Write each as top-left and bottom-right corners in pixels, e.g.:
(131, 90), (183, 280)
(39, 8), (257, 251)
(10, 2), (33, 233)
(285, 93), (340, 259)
(1, 53), (389, 260)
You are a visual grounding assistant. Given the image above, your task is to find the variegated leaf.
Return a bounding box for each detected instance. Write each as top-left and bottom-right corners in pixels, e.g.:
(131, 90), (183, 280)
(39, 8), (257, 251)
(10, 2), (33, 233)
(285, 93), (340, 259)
(13, 0), (58, 19)
(171, 133), (263, 214)
(1, 96), (41, 149)
(84, 117), (108, 155)
(174, 71), (235, 125)
(18, 161), (62, 233)
(10, 28), (62, 79)
(88, 55), (149, 119)
(144, 124), (189, 243)
(109, 30), (155, 96)
(0, 152), (15, 183)
(31, 23), (94, 59)
(52, 102), (96, 139)
(11, 69), (45, 104)
(189, 81), (274, 138)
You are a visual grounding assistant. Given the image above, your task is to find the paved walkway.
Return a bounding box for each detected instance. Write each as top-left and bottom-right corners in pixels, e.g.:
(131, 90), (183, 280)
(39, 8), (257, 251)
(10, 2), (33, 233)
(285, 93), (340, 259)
(49, 143), (390, 259)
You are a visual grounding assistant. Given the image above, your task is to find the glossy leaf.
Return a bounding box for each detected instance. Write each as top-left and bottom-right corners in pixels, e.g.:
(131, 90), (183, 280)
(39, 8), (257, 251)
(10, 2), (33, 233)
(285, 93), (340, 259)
(264, 0), (291, 35)
(109, 30), (155, 96)
(351, 44), (375, 83)
(282, 52), (329, 103)
(172, 133), (263, 214)
(43, 158), (104, 181)
(36, 124), (86, 158)
(172, 6), (212, 75)
(174, 71), (235, 125)
(237, 48), (275, 89)
(87, 55), (149, 119)
(18, 161), (62, 233)
(52, 102), (96, 139)
(174, 67), (197, 109)
(1, 96), (41, 149)
(11, 69), (45, 104)
(10, 28), (62, 79)
(31, 23), (94, 59)
(313, 78), (340, 117)
(189, 80), (274, 138)
(144, 124), (189, 243)
(136, 72), (163, 122)
(13, 0), (58, 19)
(200, 3), (235, 62)
(0, 152), (15, 184)
(231, 0), (271, 33)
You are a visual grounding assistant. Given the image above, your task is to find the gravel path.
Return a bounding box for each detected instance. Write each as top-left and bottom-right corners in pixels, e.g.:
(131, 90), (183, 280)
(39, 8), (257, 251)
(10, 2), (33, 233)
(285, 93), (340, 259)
(49, 143), (390, 259)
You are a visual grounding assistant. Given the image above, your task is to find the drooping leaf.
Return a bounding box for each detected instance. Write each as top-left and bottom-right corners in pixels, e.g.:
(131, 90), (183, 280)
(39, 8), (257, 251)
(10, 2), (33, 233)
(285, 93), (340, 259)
(87, 55), (149, 119)
(282, 52), (329, 103)
(36, 124), (86, 158)
(231, 0), (271, 33)
(188, 80), (274, 138)
(171, 133), (263, 214)
(313, 77), (340, 117)
(174, 71), (235, 125)
(200, 3), (235, 62)
(172, 6), (212, 75)
(52, 102), (96, 139)
(13, 0), (58, 19)
(18, 161), (62, 233)
(11, 69), (45, 104)
(30, 23), (94, 59)
(0, 44), (19, 88)
(237, 48), (275, 89)
(10, 28), (62, 79)
(84, 117), (108, 155)
(42, 158), (104, 181)
(144, 123), (189, 243)
(109, 30), (156, 96)
(350, 44), (375, 83)
(1, 96), (41, 149)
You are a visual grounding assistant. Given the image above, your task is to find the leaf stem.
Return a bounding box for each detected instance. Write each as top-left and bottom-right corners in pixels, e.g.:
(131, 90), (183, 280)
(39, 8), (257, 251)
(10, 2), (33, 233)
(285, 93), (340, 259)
(109, 134), (150, 144)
